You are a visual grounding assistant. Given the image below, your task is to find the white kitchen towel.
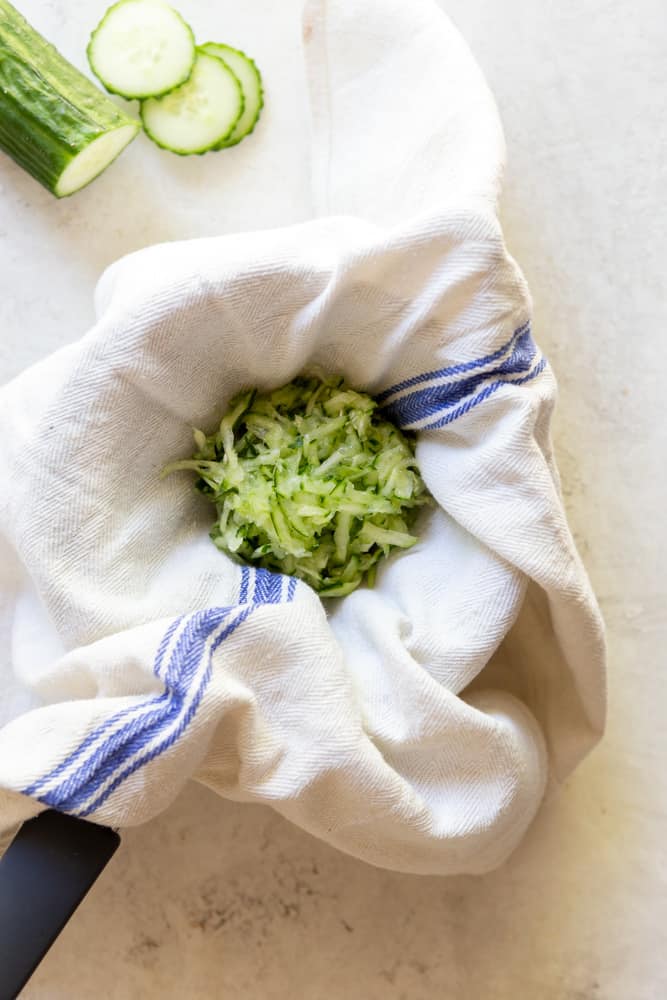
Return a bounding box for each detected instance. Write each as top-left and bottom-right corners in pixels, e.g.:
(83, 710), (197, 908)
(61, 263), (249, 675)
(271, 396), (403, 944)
(0, 0), (605, 875)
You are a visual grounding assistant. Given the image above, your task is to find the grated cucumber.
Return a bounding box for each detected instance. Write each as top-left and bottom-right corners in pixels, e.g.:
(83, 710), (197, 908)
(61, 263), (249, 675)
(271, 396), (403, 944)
(164, 375), (431, 597)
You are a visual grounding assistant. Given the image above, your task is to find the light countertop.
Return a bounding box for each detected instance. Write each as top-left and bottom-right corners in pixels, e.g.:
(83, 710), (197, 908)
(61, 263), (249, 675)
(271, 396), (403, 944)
(2, 0), (666, 997)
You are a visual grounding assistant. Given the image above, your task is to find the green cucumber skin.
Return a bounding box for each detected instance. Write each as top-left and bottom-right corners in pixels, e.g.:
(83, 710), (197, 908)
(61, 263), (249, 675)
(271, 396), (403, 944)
(0, 0), (139, 196)
(140, 50), (244, 156)
(200, 42), (264, 149)
(87, 0), (196, 100)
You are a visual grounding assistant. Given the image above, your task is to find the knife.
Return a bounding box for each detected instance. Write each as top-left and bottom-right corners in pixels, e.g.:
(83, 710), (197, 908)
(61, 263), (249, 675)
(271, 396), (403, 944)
(0, 810), (120, 999)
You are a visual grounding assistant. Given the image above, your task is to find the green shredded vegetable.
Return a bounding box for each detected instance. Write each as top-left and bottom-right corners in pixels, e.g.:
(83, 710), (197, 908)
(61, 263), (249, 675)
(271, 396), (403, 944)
(164, 374), (431, 596)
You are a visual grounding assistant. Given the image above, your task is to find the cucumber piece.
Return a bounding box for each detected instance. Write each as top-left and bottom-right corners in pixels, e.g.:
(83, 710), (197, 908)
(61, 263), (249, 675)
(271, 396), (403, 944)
(140, 50), (243, 155)
(0, 0), (140, 197)
(200, 42), (264, 148)
(88, 0), (195, 100)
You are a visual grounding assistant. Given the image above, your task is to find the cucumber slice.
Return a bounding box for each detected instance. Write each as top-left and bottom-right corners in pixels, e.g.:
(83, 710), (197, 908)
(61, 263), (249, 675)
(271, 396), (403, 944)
(88, 0), (195, 99)
(200, 42), (264, 148)
(140, 51), (243, 154)
(0, 0), (140, 197)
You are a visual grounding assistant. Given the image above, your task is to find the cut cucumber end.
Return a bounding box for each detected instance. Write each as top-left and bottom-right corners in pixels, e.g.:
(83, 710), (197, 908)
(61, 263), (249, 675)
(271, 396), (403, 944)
(0, 0), (142, 198)
(140, 51), (243, 154)
(88, 0), (196, 99)
(200, 42), (264, 149)
(55, 123), (139, 197)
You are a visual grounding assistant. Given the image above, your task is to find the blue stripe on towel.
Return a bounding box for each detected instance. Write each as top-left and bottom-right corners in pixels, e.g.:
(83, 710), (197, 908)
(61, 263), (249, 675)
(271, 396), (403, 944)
(75, 605), (255, 818)
(420, 356), (547, 430)
(238, 565), (250, 603)
(21, 613), (186, 799)
(26, 564), (295, 814)
(252, 566), (285, 605)
(380, 327), (541, 429)
(375, 321), (530, 404)
(36, 605), (233, 811)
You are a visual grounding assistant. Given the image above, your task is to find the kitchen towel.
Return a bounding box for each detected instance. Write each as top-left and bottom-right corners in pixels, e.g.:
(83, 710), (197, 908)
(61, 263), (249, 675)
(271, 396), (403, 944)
(0, 0), (605, 874)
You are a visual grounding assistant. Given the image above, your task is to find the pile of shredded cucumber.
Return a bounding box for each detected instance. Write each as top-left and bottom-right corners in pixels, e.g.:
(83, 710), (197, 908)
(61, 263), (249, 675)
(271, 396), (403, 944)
(164, 375), (430, 597)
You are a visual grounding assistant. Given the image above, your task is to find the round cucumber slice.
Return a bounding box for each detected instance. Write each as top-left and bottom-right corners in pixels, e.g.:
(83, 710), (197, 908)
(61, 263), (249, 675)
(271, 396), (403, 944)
(200, 42), (264, 148)
(140, 51), (243, 154)
(88, 0), (195, 100)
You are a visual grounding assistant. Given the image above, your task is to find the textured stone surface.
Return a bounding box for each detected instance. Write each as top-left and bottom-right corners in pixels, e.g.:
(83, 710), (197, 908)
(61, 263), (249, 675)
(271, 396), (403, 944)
(2, 0), (665, 997)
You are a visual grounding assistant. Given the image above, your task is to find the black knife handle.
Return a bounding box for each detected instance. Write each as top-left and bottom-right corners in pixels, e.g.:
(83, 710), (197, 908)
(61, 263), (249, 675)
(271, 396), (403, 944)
(0, 810), (120, 999)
